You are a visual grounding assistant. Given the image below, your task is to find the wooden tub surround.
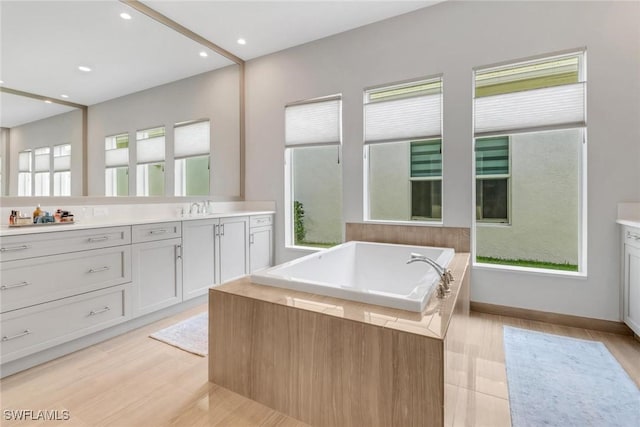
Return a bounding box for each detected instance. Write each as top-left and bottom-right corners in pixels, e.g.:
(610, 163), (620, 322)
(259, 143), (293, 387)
(209, 252), (470, 426)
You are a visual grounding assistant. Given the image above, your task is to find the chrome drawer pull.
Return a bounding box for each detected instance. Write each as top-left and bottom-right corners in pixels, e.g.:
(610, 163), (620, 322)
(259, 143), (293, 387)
(88, 266), (111, 273)
(88, 306), (110, 316)
(1, 281), (30, 291)
(0, 245), (31, 252)
(88, 236), (109, 243)
(2, 329), (30, 341)
(149, 229), (168, 235)
(250, 234), (255, 244)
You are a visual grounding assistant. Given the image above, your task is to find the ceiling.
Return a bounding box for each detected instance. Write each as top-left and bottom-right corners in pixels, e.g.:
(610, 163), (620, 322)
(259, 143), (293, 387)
(0, 0), (442, 127)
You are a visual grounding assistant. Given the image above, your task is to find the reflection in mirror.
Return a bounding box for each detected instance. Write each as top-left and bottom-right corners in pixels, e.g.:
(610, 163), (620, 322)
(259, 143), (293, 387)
(0, 91), (83, 197)
(1, 0), (243, 199)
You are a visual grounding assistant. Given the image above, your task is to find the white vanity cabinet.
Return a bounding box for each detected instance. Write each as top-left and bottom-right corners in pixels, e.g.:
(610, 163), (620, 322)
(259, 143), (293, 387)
(182, 216), (249, 300)
(0, 226), (132, 364)
(131, 222), (182, 317)
(622, 225), (640, 336)
(249, 215), (274, 273)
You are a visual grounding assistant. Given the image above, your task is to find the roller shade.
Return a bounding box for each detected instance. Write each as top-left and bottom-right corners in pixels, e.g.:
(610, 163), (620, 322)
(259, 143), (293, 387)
(285, 97), (341, 147)
(34, 149), (50, 172)
(476, 137), (509, 176)
(105, 148), (129, 167)
(365, 93), (442, 144)
(174, 120), (210, 159)
(474, 82), (585, 136)
(410, 140), (442, 178)
(136, 128), (165, 164)
(18, 151), (31, 172)
(54, 144), (71, 171)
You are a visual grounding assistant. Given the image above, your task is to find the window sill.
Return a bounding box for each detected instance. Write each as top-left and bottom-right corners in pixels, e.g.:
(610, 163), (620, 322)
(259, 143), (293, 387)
(362, 219), (444, 227)
(284, 245), (325, 253)
(472, 262), (587, 279)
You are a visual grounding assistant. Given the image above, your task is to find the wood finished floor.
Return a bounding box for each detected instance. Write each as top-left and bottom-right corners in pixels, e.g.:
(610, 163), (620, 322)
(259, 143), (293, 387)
(1, 304), (639, 427)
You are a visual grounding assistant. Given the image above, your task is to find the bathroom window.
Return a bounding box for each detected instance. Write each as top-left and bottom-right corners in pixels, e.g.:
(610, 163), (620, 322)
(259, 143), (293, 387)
(174, 120), (210, 196)
(53, 144), (71, 196)
(136, 127), (165, 197)
(475, 136), (509, 223)
(473, 51), (586, 273)
(364, 77), (443, 222)
(33, 147), (50, 196)
(105, 133), (129, 196)
(285, 95), (343, 248)
(17, 150), (32, 196)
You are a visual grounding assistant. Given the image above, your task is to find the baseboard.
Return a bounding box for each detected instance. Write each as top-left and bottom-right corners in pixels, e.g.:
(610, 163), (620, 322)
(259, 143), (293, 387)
(471, 301), (633, 336)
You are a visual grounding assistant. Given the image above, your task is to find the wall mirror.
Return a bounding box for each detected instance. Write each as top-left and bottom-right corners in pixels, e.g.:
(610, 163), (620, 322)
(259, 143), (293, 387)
(0, 0), (243, 199)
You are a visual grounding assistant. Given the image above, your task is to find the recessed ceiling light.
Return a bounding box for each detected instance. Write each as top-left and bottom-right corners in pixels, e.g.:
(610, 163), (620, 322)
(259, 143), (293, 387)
(78, 66), (92, 72)
(44, 100), (52, 104)
(61, 94), (69, 99)
(237, 38), (246, 45)
(199, 51), (208, 58)
(120, 12), (132, 20)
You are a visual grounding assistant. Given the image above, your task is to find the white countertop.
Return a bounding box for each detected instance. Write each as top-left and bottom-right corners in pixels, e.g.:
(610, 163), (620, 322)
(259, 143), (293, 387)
(0, 210), (275, 237)
(617, 219), (640, 229)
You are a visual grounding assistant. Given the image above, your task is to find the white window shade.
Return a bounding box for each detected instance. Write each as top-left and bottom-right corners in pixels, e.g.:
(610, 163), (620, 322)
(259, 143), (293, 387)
(136, 136), (165, 164)
(175, 121), (210, 158)
(18, 151), (31, 172)
(54, 155), (71, 171)
(34, 152), (50, 172)
(285, 98), (341, 147)
(474, 82), (585, 136)
(364, 93), (442, 144)
(105, 148), (129, 167)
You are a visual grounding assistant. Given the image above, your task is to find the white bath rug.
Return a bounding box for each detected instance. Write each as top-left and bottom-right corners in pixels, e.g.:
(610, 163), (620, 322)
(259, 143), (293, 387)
(149, 312), (208, 356)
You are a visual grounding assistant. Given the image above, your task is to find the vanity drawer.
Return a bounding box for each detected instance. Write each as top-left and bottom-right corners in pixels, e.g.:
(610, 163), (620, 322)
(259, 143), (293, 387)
(0, 284), (130, 364)
(624, 226), (640, 248)
(0, 246), (131, 313)
(132, 222), (181, 243)
(0, 226), (131, 262)
(250, 215), (273, 228)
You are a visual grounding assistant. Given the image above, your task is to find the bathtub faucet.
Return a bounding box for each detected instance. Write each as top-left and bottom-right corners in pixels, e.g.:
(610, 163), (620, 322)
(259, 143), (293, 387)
(406, 253), (454, 297)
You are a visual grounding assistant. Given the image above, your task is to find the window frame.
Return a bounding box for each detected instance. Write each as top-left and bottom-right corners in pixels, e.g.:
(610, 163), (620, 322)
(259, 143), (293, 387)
(475, 136), (511, 225)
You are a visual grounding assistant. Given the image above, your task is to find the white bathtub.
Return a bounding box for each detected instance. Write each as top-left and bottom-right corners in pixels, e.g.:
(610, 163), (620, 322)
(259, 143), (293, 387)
(250, 241), (455, 312)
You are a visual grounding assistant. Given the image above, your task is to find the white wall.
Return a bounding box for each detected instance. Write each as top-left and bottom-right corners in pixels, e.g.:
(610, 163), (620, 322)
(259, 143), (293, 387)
(244, 1), (640, 321)
(87, 65), (240, 198)
(7, 109), (83, 196)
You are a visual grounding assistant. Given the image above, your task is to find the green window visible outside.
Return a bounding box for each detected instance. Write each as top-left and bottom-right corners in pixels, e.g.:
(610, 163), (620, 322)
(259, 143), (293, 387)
(410, 139), (442, 220)
(475, 136), (509, 222)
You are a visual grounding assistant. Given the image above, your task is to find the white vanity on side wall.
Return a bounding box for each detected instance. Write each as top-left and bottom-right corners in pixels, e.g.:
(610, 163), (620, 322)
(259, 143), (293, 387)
(618, 202), (640, 337)
(0, 201), (274, 377)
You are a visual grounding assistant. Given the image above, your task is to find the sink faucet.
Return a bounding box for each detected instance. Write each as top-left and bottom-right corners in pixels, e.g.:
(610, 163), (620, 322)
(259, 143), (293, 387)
(406, 252), (454, 297)
(190, 202), (203, 215)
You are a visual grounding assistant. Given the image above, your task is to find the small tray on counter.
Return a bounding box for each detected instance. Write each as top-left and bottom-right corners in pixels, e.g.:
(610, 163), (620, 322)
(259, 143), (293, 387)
(9, 221), (75, 228)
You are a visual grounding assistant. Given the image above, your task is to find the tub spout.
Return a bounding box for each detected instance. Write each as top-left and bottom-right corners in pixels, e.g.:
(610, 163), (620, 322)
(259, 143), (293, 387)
(406, 252), (454, 294)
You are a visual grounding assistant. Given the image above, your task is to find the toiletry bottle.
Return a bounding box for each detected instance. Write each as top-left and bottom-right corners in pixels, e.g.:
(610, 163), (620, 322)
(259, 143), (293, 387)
(33, 204), (42, 223)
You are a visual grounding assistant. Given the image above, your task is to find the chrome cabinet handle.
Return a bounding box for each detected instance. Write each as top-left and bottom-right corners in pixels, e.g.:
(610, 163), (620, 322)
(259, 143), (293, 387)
(88, 266), (111, 274)
(149, 229), (167, 235)
(0, 245), (31, 252)
(214, 224), (219, 236)
(88, 236), (109, 243)
(249, 234), (255, 244)
(2, 329), (30, 341)
(88, 306), (110, 316)
(1, 281), (30, 291)
(626, 232), (640, 241)
(220, 224), (225, 236)
(176, 244), (182, 260)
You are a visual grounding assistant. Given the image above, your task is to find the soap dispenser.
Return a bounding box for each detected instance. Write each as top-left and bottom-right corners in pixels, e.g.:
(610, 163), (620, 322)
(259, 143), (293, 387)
(33, 204), (43, 223)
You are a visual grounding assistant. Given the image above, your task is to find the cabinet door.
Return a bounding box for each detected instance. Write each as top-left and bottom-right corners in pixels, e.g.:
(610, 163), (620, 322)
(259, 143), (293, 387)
(131, 238), (182, 317)
(624, 244), (640, 335)
(182, 220), (216, 300)
(218, 216), (249, 284)
(250, 226), (273, 273)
